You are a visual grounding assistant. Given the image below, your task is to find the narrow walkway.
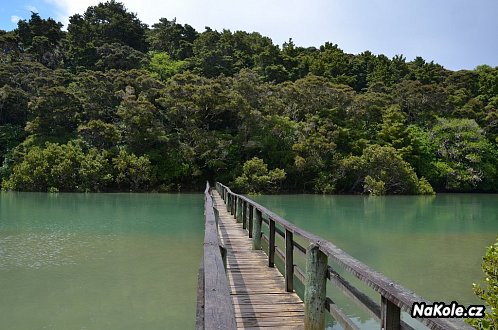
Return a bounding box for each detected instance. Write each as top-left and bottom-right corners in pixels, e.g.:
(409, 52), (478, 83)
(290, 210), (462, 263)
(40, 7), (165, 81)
(213, 191), (304, 329)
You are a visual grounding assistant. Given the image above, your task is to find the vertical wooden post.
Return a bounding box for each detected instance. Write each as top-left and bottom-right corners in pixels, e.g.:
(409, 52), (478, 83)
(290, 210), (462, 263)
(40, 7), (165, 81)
(381, 296), (401, 330)
(248, 205), (254, 238)
(268, 219), (275, 268)
(236, 198), (242, 222)
(231, 195), (236, 216)
(304, 244), (328, 330)
(285, 229), (294, 292)
(253, 209), (262, 250)
(227, 194), (231, 212)
(242, 201), (247, 229)
(220, 245), (227, 270)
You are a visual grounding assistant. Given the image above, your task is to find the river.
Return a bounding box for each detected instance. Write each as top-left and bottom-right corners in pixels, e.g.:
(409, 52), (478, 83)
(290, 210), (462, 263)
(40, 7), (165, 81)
(0, 192), (496, 329)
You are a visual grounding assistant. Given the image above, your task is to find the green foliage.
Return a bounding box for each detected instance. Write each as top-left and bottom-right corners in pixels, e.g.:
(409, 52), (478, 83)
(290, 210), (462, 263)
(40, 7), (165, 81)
(67, 0), (147, 68)
(147, 52), (187, 80)
(467, 237), (498, 329)
(364, 175), (385, 196)
(341, 144), (434, 195)
(112, 149), (151, 191)
(77, 120), (120, 149)
(26, 87), (82, 142)
(429, 118), (497, 191)
(0, 85), (29, 125)
(234, 157), (286, 193)
(147, 18), (198, 59)
(1, 4), (498, 193)
(2, 140), (151, 192)
(95, 43), (147, 71)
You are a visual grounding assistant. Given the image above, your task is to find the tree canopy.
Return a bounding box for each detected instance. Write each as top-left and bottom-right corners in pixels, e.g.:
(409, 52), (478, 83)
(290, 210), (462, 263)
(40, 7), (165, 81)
(1, 2), (497, 194)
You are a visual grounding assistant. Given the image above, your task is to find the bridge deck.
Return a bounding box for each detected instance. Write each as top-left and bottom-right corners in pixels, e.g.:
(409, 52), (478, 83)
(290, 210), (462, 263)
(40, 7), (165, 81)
(213, 191), (304, 329)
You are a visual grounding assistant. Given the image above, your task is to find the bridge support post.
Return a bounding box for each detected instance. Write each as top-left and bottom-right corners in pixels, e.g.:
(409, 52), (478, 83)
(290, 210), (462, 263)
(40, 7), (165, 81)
(268, 219), (275, 267)
(253, 209), (262, 250)
(285, 229), (294, 292)
(381, 296), (401, 330)
(242, 201), (247, 229)
(231, 195), (236, 216)
(227, 194), (231, 213)
(248, 205), (254, 238)
(236, 198), (242, 222)
(304, 244), (327, 330)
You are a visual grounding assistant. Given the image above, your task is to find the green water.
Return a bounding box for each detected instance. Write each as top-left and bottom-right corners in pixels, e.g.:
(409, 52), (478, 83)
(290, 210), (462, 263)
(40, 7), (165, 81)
(251, 194), (498, 329)
(1, 193), (497, 329)
(0, 192), (203, 330)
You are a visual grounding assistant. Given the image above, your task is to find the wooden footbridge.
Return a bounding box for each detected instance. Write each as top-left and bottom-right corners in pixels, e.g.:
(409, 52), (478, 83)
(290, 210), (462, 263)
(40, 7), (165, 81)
(196, 182), (474, 330)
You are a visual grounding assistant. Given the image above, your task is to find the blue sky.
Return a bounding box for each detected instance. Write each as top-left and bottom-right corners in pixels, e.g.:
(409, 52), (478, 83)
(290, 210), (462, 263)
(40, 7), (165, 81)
(1, 0), (497, 71)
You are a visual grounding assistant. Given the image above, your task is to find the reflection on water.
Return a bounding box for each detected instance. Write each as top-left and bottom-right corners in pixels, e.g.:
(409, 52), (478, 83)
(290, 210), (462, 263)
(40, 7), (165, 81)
(0, 192), (203, 330)
(251, 193), (498, 329)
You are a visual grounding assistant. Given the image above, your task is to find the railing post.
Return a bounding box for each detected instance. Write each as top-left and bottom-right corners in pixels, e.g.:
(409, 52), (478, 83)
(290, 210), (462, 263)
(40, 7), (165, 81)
(236, 198), (242, 222)
(304, 244), (328, 330)
(231, 195), (236, 216)
(285, 229), (294, 292)
(253, 209), (262, 250)
(220, 245), (227, 270)
(242, 201), (247, 229)
(381, 296), (401, 330)
(268, 218), (275, 267)
(227, 194), (231, 213)
(248, 205), (254, 238)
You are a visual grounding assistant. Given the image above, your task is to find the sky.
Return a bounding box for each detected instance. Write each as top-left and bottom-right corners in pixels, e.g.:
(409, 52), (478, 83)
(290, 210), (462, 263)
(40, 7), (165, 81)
(1, 0), (497, 71)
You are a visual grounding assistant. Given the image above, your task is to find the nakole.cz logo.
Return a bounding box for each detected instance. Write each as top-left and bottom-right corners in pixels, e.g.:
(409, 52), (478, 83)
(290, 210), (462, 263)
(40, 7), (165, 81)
(411, 301), (485, 318)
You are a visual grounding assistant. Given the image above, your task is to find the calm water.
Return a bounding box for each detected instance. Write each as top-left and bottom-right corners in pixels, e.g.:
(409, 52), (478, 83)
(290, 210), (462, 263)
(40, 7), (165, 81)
(1, 193), (497, 329)
(251, 194), (498, 329)
(0, 192), (203, 330)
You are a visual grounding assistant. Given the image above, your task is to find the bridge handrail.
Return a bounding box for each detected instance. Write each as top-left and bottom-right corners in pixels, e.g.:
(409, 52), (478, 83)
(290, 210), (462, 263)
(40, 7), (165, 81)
(196, 182), (236, 330)
(216, 182), (474, 330)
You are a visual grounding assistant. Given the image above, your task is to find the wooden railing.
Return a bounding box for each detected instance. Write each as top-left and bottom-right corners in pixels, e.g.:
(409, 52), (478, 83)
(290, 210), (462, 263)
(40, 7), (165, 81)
(196, 182), (236, 330)
(216, 182), (474, 330)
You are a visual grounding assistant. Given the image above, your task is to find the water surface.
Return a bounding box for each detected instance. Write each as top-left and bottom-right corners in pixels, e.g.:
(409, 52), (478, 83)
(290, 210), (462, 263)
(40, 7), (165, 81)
(0, 192), (203, 330)
(251, 194), (498, 329)
(1, 192), (497, 329)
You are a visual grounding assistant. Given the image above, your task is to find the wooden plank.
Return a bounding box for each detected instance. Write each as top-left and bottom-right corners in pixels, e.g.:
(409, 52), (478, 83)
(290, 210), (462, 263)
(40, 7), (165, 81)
(195, 260), (204, 330)
(326, 298), (359, 330)
(202, 183), (237, 330)
(212, 190), (304, 329)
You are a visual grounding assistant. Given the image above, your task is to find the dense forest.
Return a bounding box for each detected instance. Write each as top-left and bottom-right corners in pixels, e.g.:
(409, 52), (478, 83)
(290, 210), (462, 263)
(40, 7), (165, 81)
(1, 1), (497, 194)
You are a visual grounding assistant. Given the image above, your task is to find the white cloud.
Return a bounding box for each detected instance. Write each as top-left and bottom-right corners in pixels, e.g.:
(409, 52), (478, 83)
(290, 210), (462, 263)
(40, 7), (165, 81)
(11, 15), (22, 24)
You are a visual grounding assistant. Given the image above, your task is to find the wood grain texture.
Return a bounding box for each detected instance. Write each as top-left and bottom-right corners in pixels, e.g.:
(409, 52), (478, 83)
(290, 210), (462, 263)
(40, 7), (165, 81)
(213, 191), (305, 329)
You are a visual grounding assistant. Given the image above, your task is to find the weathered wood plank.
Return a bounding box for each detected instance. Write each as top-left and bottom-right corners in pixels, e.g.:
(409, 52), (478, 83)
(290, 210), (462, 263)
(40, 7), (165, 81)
(195, 260), (204, 330)
(213, 190), (304, 329)
(202, 183), (237, 330)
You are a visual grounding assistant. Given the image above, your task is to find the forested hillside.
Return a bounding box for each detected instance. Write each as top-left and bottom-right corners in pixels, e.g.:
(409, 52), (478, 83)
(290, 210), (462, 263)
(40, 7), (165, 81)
(1, 1), (497, 194)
